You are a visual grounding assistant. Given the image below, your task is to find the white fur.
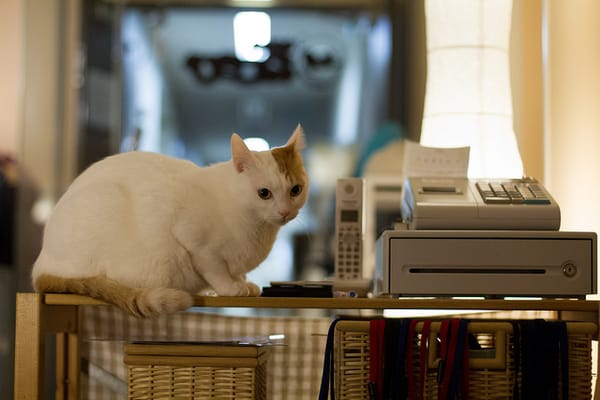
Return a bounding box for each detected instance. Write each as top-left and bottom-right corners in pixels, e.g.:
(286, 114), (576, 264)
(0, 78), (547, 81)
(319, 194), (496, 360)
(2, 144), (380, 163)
(32, 127), (309, 299)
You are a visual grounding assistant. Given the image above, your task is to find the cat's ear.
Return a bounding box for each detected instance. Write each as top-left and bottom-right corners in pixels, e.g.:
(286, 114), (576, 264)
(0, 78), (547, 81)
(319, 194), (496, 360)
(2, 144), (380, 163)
(285, 124), (306, 152)
(231, 133), (256, 173)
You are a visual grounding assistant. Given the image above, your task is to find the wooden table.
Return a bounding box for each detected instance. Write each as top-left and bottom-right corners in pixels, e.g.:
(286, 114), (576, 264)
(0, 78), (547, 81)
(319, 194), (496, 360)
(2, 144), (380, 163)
(14, 292), (600, 399)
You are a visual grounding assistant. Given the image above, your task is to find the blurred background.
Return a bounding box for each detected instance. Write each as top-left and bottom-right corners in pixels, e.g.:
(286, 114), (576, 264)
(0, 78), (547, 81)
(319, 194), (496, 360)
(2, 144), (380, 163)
(2, 0), (600, 397)
(1, 1), (424, 395)
(7, 0), (423, 289)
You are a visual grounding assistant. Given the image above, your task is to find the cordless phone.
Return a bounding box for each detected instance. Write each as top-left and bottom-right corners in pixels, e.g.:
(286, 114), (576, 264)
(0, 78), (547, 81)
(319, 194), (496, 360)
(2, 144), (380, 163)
(334, 178), (365, 279)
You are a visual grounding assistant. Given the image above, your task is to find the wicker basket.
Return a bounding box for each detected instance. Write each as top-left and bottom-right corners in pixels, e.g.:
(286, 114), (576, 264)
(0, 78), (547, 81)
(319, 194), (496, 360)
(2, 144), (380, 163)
(124, 342), (268, 400)
(334, 320), (596, 400)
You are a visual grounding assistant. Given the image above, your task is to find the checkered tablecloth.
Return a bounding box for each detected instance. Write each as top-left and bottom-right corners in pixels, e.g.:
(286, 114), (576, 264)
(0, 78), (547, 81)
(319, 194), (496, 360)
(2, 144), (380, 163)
(79, 305), (334, 399)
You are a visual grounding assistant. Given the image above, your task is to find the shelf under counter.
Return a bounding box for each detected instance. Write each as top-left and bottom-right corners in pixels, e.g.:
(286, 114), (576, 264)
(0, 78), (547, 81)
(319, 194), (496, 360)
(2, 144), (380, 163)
(41, 292), (600, 312)
(15, 292), (600, 399)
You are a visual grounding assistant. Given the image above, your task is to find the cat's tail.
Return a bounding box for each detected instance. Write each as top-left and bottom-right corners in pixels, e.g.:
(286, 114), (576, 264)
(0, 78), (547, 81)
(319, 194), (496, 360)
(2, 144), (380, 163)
(33, 273), (194, 318)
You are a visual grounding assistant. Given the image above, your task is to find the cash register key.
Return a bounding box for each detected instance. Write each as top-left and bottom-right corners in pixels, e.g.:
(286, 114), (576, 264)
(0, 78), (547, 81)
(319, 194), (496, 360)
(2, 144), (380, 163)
(502, 184), (524, 203)
(517, 183), (551, 204)
(528, 183), (549, 198)
(476, 182), (495, 198)
(476, 182), (511, 203)
(490, 183), (510, 198)
(483, 196), (511, 204)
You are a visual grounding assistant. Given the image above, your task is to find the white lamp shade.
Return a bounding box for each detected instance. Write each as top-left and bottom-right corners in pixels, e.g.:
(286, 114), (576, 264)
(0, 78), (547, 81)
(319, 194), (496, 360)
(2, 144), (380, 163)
(420, 0), (523, 178)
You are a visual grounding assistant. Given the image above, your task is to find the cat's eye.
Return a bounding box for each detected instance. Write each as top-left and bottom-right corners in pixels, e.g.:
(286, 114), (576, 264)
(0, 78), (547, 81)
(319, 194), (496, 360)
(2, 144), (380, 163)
(258, 188), (272, 200)
(290, 185), (303, 197)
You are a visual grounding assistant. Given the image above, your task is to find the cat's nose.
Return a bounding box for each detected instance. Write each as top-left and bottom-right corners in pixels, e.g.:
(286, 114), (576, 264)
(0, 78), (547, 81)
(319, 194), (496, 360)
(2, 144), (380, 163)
(279, 210), (290, 218)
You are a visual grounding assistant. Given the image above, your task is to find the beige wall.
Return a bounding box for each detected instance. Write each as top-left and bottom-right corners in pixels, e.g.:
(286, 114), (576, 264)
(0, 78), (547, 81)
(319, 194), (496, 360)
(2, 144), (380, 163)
(16, 0), (80, 200)
(545, 0), (600, 234)
(0, 0), (23, 155)
(511, 0), (544, 181)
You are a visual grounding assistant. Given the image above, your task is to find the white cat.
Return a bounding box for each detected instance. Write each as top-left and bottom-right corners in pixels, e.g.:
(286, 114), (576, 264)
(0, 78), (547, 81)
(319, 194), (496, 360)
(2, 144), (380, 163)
(32, 125), (309, 317)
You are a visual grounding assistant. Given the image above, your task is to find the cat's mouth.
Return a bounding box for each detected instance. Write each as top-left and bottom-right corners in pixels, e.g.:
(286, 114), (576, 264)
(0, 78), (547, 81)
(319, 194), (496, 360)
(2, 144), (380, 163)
(274, 212), (296, 226)
(277, 217), (291, 226)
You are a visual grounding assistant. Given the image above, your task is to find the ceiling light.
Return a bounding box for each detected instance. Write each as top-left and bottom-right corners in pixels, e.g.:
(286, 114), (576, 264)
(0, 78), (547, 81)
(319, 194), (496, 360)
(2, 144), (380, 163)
(234, 11), (271, 63)
(244, 137), (270, 151)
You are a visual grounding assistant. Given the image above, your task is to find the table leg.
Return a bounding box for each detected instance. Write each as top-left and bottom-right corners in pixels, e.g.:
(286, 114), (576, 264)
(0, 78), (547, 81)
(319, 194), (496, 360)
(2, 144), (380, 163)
(56, 333), (67, 399)
(14, 292), (44, 400)
(67, 332), (80, 399)
(47, 303), (79, 399)
(14, 293), (80, 400)
(55, 332), (80, 400)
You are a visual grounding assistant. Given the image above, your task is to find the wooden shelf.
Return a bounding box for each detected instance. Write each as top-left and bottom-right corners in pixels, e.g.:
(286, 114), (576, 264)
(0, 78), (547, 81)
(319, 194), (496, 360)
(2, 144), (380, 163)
(15, 292), (600, 399)
(42, 293), (600, 312)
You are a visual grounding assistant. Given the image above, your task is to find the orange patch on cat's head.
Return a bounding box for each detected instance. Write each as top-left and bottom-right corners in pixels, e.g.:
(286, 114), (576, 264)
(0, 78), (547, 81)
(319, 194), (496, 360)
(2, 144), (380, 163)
(271, 125), (307, 183)
(271, 145), (306, 182)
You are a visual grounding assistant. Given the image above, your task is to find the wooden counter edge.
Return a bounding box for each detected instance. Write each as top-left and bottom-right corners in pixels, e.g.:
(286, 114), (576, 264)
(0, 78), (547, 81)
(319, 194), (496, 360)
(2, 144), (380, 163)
(40, 292), (600, 312)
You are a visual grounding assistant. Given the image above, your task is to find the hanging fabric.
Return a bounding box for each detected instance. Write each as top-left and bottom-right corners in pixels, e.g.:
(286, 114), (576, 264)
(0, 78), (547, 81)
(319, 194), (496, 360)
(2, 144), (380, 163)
(382, 319), (412, 399)
(516, 319), (568, 400)
(318, 318), (342, 400)
(437, 318), (470, 400)
(369, 319), (386, 400)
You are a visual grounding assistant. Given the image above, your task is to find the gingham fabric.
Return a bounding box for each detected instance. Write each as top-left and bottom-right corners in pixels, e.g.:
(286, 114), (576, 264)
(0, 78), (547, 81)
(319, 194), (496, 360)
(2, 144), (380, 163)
(79, 305), (557, 399)
(79, 305), (334, 399)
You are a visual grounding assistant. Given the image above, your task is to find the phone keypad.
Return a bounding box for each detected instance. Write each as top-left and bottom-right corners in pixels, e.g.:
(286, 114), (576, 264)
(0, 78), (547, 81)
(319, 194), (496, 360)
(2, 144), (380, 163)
(476, 180), (551, 205)
(336, 225), (362, 279)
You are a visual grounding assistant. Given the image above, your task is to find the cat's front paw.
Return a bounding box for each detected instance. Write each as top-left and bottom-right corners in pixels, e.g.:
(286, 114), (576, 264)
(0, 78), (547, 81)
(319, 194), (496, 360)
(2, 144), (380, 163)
(246, 282), (261, 296)
(198, 288), (218, 297)
(233, 281), (260, 296)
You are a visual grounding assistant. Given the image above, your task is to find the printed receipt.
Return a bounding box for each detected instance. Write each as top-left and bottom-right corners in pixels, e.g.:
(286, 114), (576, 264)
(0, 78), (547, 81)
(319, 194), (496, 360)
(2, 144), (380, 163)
(402, 140), (470, 177)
